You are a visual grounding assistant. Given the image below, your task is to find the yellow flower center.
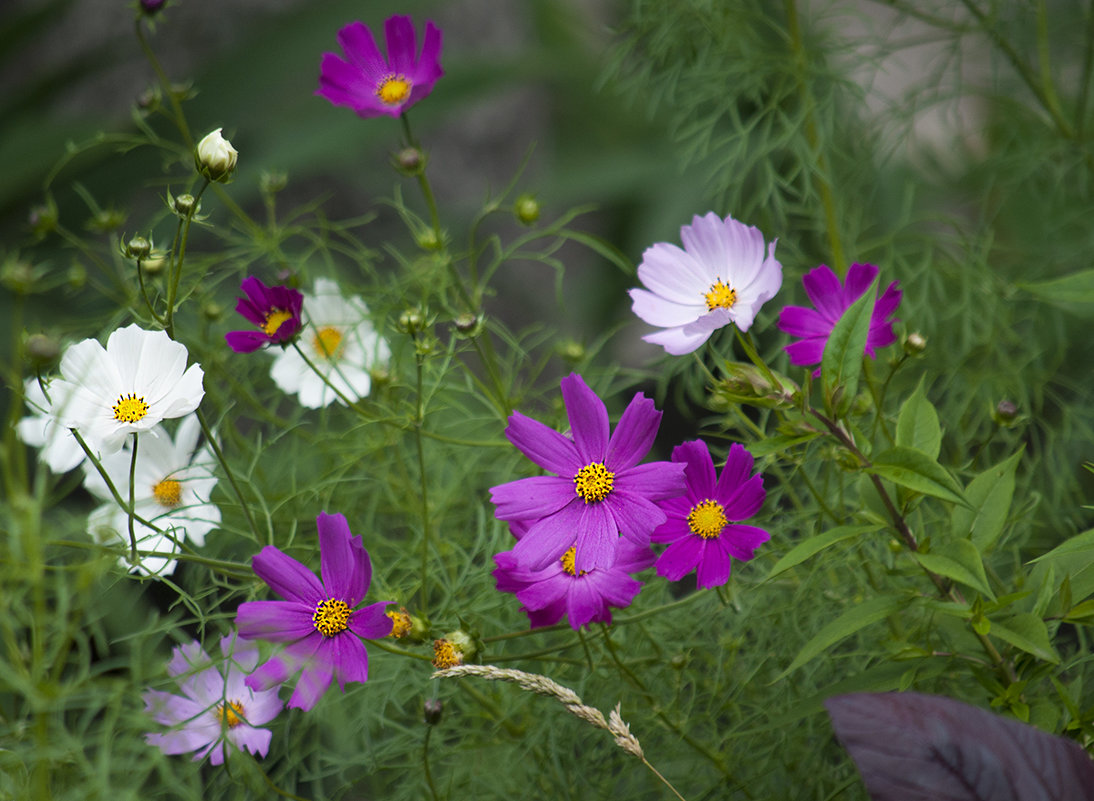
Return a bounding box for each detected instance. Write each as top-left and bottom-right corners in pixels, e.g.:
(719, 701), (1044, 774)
(312, 326), (344, 359)
(432, 638), (461, 669)
(312, 598), (351, 637)
(704, 279), (737, 311)
(687, 499), (728, 540)
(573, 462), (614, 503)
(387, 607), (412, 639)
(216, 700), (245, 729)
(559, 546), (587, 577)
(112, 393), (149, 423)
(376, 74), (412, 105)
(262, 308), (293, 336)
(152, 478), (182, 508)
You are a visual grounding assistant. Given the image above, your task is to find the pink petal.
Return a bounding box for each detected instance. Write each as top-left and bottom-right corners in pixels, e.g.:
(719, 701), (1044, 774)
(561, 373), (609, 461)
(605, 392), (661, 471)
(252, 545), (324, 606)
(505, 411), (582, 475)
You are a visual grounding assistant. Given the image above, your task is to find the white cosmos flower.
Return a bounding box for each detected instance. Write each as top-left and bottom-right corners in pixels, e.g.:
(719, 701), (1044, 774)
(16, 378), (85, 473)
(628, 212), (783, 355)
(269, 278), (390, 409)
(84, 414), (220, 576)
(50, 324), (205, 455)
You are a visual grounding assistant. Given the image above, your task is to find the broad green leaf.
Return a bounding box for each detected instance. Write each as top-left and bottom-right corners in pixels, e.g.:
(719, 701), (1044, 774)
(1063, 599), (1094, 623)
(867, 446), (968, 506)
(764, 524), (879, 581)
(1029, 528), (1094, 608)
(1017, 269), (1094, 304)
(747, 433), (819, 458)
(915, 539), (995, 600)
(896, 378), (941, 460)
(778, 595), (910, 679)
(991, 613), (1060, 664)
(821, 275), (877, 417)
(952, 448), (1022, 552)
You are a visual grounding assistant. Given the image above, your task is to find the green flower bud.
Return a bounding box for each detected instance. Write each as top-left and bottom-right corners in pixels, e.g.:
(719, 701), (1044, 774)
(86, 207), (127, 233)
(260, 170), (287, 196)
(171, 193), (198, 217)
(398, 308), (425, 334)
(514, 194), (540, 225)
(453, 313), (483, 337)
(992, 400), (1019, 427)
(141, 251), (168, 275)
(201, 301), (224, 321)
(124, 235), (152, 260)
(424, 698), (443, 726)
(195, 128), (238, 183)
(392, 146), (426, 175)
(1, 257), (36, 293)
(557, 339), (586, 364)
(67, 263), (86, 289)
(25, 333), (61, 367)
(28, 200), (58, 238)
(903, 331), (927, 355)
(416, 229), (443, 251)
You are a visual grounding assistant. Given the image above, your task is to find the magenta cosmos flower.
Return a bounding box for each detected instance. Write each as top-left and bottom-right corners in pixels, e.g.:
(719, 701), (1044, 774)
(225, 276), (303, 353)
(316, 16), (443, 119)
(494, 533), (654, 629)
(235, 512), (393, 710)
(629, 212), (783, 355)
(143, 634), (282, 765)
(489, 373), (686, 574)
(778, 262), (902, 375)
(652, 440), (769, 589)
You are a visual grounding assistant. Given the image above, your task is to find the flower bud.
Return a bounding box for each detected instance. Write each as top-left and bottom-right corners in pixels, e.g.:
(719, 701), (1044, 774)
(453, 313), (483, 337)
(1, 257), (36, 294)
(903, 331), (927, 355)
(67, 263), (86, 289)
(141, 251), (168, 275)
(136, 86), (161, 113)
(392, 146), (426, 175)
(25, 333), (61, 367)
(557, 339), (586, 364)
(260, 170), (287, 196)
(124, 235), (152, 260)
(416, 229), (443, 251)
(398, 308), (426, 334)
(195, 128), (238, 182)
(514, 194), (540, 226)
(424, 698), (443, 726)
(28, 200), (58, 238)
(201, 301), (224, 321)
(171, 193), (198, 218)
(992, 400), (1019, 427)
(86, 207), (127, 233)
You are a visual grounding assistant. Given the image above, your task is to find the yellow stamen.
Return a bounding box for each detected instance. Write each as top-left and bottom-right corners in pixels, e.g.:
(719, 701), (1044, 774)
(112, 393), (149, 423)
(559, 546), (586, 577)
(432, 638), (462, 669)
(312, 598), (351, 637)
(153, 478), (182, 508)
(687, 499), (728, 540)
(573, 462), (615, 503)
(216, 701), (245, 729)
(376, 74), (412, 105)
(312, 326), (344, 359)
(704, 279), (737, 311)
(387, 607), (412, 639)
(263, 308), (293, 336)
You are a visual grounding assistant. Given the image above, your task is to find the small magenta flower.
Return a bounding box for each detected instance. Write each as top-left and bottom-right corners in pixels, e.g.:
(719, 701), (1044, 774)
(489, 373), (686, 574)
(493, 537), (654, 630)
(778, 262), (902, 375)
(143, 634), (282, 765)
(225, 276), (304, 353)
(652, 440), (769, 589)
(316, 16), (443, 119)
(235, 512), (393, 711)
(628, 212), (783, 355)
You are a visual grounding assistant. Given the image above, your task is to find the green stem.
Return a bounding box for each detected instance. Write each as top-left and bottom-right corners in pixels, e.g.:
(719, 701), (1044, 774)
(195, 408), (262, 543)
(414, 347), (432, 617)
(135, 18), (194, 149)
(290, 340), (374, 418)
(127, 433), (139, 563)
(423, 726), (440, 801)
(164, 180), (209, 338)
(135, 258), (164, 324)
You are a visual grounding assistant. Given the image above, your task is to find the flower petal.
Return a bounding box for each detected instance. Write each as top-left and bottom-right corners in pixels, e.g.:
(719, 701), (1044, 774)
(252, 546), (325, 606)
(318, 512), (366, 603)
(671, 439), (717, 499)
(561, 373), (609, 461)
(490, 475), (575, 521)
(605, 392), (660, 471)
(505, 411), (582, 475)
(350, 601), (394, 639)
(236, 600), (316, 642)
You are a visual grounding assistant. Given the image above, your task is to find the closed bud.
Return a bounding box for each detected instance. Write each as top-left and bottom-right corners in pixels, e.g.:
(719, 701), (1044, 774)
(260, 170), (287, 196)
(904, 331), (927, 355)
(171, 193), (197, 217)
(195, 128), (238, 182)
(392, 146), (426, 175)
(201, 301), (224, 321)
(1, 257), (36, 293)
(993, 399), (1019, 427)
(136, 86), (161, 113)
(86, 207), (127, 233)
(453, 313), (483, 337)
(124, 235), (151, 260)
(141, 251), (168, 275)
(424, 698), (443, 726)
(67, 263), (86, 289)
(398, 308), (425, 334)
(514, 194), (540, 225)
(28, 200), (58, 238)
(557, 339), (585, 364)
(416, 229), (443, 251)
(369, 365), (392, 389)
(25, 333), (61, 367)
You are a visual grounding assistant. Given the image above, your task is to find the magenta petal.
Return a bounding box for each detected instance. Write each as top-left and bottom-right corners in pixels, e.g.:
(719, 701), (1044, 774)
(383, 15), (417, 75)
(716, 443), (755, 497)
(778, 305), (830, 338)
(605, 393), (661, 471)
(516, 571), (568, 613)
(236, 600), (316, 642)
(290, 662), (334, 711)
(336, 20), (386, 76)
(512, 508), (580, 570)
(505, 411), (582, 475)
(490, 476), (575, 520)
(319, 634), (368, 689)
(801, 265), (846, 320)
(252, 546), (325, 606)
(650, 517), (691, 543)
(618, 461), (687, 501)
(225, 330), (269, 353)
(844, 262), (880, 302)
(656, 538), (702, 582)
(724, 524), (771, 561)
(784, 338), (826, 367)
(609, 491), (666, 545)
(318, 512), (366, 604)
(247, 653), (294, 692)
(412, 21), (444, 87)
(566, 580), (610, 628)
(695, 540), (733, 588)
(349, 601), (394, 639)
(722, 474), (766, 520)
(572, 503), (618, 573)
(561, 373), (610, 461)
(672, 440), (717, 498)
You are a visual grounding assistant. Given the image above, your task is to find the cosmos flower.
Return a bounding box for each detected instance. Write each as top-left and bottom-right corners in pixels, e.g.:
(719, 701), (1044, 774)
(628, 212), (783, 355)
(493, 535), (654, 629)
(316, 15), (444, 119)
(268, 278), (390, 409)
(48, 324), (204, 455)
(235, 512), (393, 711)
(651, 440), (769, 589)
(83, 414), (220, 576)
(225, 276), (304, 353)
(16, 377), (85, 473)
(143, 633), (282, 765)
(778, 262), (902, 375)
(489, 373), (686, 574)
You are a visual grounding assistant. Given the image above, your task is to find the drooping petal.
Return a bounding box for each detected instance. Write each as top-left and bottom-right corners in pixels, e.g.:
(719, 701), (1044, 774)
(695, 540), (733, 588)
(723, 524), (771, 561)
(511, 506), (583, 570)
(655, 538), (702, 582)
(323, 632), (369, 689)
(571, 502), (619, 573)
(608, 490), (667, 546)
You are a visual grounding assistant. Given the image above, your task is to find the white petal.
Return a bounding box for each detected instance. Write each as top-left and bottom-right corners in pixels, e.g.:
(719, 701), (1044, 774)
(629, 288), (705, 328)
(636, 242), (710, 305)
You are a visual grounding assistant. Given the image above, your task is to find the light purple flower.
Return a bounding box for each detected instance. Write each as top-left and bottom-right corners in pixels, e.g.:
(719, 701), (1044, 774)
(493, 535), (654, 630)
(628, 212), (783, 355)
(778, 262), (902, 375)
(652, 440), (769, 589)
(143, 633), (282, 765)
(316, 16), (444, 119)
(225, 276), (303, 353)
(235, 512), (393, 711)
(489, 373), (686, 574)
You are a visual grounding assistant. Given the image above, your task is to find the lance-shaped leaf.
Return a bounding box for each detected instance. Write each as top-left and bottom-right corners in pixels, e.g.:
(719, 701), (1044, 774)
(896, 378), (941, 460)
(952, 448), (1022, 552)
(1018, 269), (1094, 304)
(821, 274), (876, 417)
(778, 595), (909, 679)
(867, 446), (968, 506)
(826, 691), (1094, 801)
(765, 524), (879, 581)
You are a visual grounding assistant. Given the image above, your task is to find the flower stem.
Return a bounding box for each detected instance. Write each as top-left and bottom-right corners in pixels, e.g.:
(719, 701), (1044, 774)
(134, 18), (194, 149)
(414, 345), (433, 617)
(289, 340), (374, 418)
(422, 726), (440, 801)
(127, 434), (139, 563)
(164, 180), (209, 338)
(195, 408), (262, 543)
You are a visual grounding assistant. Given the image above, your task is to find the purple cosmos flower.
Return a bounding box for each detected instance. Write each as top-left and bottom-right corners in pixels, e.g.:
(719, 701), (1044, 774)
(489, 373), (686, 574)
(652, 440), (769, 589)
(493, 536), (654, 630)
(225, 276), (304, 353)
(143, 633), (282, 765)
(628, 212), (783, 355)
(235, 512), (393, 711)
(778, 262), (902, 375)
(316, 16), (444, 119)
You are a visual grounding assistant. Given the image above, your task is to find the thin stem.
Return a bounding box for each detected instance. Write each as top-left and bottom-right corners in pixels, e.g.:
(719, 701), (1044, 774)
(135, 258), (164, 324)
(641, 758), (689, 801)
(194, 408), (262, 543)
(127, 434), (139, 563)
(69, 430), (164, 532)
(289, 340), (373, 418)
(135, 18), (194, 149)
(164, 180), (209, 338)
(422, 726), (440, 801)
(414, 346), (432, 617)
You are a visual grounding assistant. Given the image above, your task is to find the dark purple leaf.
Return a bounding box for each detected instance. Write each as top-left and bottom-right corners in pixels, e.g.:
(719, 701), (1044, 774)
(825, 692), (1094, 801)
